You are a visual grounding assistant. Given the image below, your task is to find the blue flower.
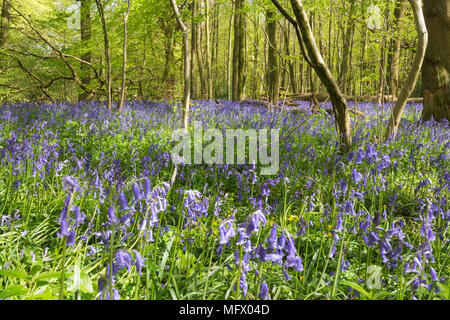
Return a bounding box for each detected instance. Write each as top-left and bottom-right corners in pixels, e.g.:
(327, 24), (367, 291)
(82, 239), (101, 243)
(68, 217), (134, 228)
(133, 250), (144, 276)
(352, 169), (362, 184)
(119, 192), (130, 211)
(107, 207), (119, 226)
(259, 283), (269, 300)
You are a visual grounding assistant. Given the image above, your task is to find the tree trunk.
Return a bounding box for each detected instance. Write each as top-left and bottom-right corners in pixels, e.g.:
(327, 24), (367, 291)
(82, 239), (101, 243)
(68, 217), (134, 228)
(118, 0), (130, 112)
(95, 0), (112, 110)
(338, 0), (356, 95)
(0, 0), (10, 47)
(162, 28), (175, 91)
(266, 9), (279, 109)
(226, 4), (234, 101)
(79, 0), (91, 101)
(170, 0), (190, 130)
(283, 22), (297, 94)
(389, 0), (407, 99)
(232, 0), (245, 102)
(204, 0), (213, 100)
(385, 0), (428, 140)
(271, 0), (352, 151)
(422, 0), (450, 122)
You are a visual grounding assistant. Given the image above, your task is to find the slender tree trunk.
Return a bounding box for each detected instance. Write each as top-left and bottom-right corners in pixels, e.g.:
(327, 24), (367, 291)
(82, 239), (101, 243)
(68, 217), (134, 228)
(266, 9), (279, 109)
(162, 28), (175, 90)
(338, 0), (356, 95)
(271, 0), (352, 151)
(283, 22), (297, 93)
(118, 0), (130, 112)
(79, 0), (91, 101)
(204, 0), (213, 100)
(227, 4), (234, 101)
(421, 0), (450, 122)
(389, 0), (407, 98)
(232, 0), (245, 102)
(385, 0), (428, 140)
(170, 0), (190, 130)
(191, 2), (198, 100)
(95, 0), (112, 110)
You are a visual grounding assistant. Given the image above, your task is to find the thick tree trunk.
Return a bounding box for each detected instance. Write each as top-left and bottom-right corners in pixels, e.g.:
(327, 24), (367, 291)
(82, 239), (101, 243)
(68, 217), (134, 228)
(422, 0), (450, 122)
(0, 0), (10, 47)
(79, 0), (91, 101)
(385, 0), (428, 140)
(0, 0), (11, 48)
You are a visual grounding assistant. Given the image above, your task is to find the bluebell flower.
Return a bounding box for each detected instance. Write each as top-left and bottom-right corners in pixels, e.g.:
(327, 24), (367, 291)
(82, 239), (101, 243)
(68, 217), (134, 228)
(259, 283), (269, 300)
(73, 206), (85, 227)
(115, 250), (133, 272)
(352, 169), (362, 184)
(219, 220), (236, 245)
(107, 207), (119, 226)
(64, 175), (80, 192)
(133, 250), (144, 276)
(119, 192), (130, 211)
(132, 183), (143, 202)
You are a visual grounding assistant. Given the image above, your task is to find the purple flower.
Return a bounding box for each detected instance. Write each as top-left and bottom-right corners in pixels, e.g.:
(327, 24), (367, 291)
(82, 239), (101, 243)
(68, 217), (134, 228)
(219, 220), (236, 245)
(64, 175), (80, 192)
(132, 183), (143, 201)
(267, 226), (278, 250)
(259, 283), (269, 300)
(107, 207), (119, 226)
(115, 250), (133, 272)
(133, 250), (144, 276)
(119, 192), (130, 211)
(73, 206), (86, 226)
(352, 169), (362, 184)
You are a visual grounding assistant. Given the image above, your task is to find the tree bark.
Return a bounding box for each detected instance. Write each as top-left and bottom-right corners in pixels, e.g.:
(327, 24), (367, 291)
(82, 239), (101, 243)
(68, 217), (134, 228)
(0, 0), (11, 47)
(421, 0), (450, 122)
(385, 0), (428, 140)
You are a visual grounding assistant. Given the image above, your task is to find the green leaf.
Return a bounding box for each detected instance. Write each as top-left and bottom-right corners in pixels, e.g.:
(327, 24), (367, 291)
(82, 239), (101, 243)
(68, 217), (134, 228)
(159, 235), (175, 282)
(79, 273), (93, 294)
(25, 287), (56, 300)
(437, 281), (450, 300)
(0, 269), (28, 279)
(36, 271), (73, 282)
(0, 284), (28, 299)
(30, 263), (43, 277)
(341, 280), (372, 299)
